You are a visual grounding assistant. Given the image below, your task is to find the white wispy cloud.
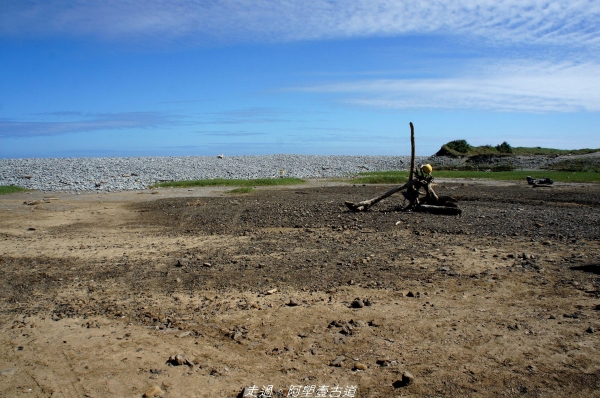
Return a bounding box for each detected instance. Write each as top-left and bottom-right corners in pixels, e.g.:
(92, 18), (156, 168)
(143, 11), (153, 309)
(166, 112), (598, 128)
(198, 107), (289, 124)
(0, 112), (176, 137)
(1, 1), (599, 46)
(291, 61), (600, 113)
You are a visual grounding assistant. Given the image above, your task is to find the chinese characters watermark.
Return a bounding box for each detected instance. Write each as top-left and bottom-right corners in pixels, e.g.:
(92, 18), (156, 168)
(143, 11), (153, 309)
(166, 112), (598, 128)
(243, 385), (357, 398)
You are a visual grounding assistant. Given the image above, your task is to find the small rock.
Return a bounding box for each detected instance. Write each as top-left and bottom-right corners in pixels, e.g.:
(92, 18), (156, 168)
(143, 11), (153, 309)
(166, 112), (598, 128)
(439, 266), (449, 272)
(27, 227), (36, 231)
(266, 288), (278, 295)
(287, 298), (300, 307)
(586, 326), (595, 334)
(167, 354), (186, 366)
(0, 368), (16, 377)
(351, 298), (364, 308)
(203, 262), (212, 267)
(176, 258), (188, 267)
(339, 325), (353, 335)
(143, 386), (164, 398)
(549, 314), (556, 319)
(354, 362), (368, 370)
(298, 332), (308, 338)
(376, 358), (391, 366)
(402, 371), (415, 385)
(333, 334), (346, 345)
(330, 355), (345, 367)
(167, 354), (193, 367)
(406, 291), (415, 298)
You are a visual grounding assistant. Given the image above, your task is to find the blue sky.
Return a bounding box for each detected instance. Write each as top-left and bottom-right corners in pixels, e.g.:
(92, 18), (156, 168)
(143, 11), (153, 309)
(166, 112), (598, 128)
(1, 1), (599, 158)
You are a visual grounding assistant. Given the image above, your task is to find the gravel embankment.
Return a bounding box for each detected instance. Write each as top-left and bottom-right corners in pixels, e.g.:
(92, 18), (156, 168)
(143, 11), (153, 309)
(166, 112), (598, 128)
(2, 153), (587, 192)
(1, 155), (441, 192)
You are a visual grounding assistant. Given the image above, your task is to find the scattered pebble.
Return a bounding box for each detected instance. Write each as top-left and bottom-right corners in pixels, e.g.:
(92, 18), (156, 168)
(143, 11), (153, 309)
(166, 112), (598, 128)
(351, 298), (364, 308)
(330, 355), (345, 367)
(287, 298), (300, 307)
(354, 363), (368, 370)
(143, 386), (164, 398)
(0, 368), (16, 377)
(402, 371), (415, 385)
(167, 354), (194, 367)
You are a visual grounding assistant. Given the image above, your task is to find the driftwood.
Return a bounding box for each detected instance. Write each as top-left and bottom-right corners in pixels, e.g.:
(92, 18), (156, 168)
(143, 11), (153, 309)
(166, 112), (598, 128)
(409, 122), (415, 182)
(344, 122), (461, 215)
(344, 179), (418, 212)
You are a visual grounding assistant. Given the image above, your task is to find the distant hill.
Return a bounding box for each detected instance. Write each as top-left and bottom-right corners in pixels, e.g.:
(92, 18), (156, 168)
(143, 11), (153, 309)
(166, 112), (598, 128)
(435, 140), (600, 157)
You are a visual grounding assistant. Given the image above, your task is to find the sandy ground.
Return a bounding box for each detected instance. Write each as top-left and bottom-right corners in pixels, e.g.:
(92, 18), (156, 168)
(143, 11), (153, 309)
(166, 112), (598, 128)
(1, 180), (599, 398)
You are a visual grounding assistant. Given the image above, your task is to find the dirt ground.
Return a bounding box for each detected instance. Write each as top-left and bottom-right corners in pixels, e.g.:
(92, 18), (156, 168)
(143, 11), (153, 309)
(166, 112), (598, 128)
(1, 180), (599, 398)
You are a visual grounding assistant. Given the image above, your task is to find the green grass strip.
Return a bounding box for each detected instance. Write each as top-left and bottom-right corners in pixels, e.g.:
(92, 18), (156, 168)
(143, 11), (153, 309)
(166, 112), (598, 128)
(354, 170), (600, 183)
(228, 187), (255, 194)
(0, 185), (28, 195)
(153, 177), (305, 188)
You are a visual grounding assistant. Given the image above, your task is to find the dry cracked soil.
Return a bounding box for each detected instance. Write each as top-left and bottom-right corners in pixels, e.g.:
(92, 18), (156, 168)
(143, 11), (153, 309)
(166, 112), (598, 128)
(0, 180), (599, 398)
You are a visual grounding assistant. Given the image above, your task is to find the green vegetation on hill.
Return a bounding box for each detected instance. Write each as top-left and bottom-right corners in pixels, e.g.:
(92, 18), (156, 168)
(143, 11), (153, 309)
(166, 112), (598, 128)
(152, 177), (305, 188)
(436, 140), (600, 157)
(546, 158), (600, 173)
(0, 185), (27, 195)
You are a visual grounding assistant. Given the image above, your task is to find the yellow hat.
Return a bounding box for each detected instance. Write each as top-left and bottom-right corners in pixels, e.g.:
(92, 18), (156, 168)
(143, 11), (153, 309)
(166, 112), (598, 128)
(421, 164), (433, 174)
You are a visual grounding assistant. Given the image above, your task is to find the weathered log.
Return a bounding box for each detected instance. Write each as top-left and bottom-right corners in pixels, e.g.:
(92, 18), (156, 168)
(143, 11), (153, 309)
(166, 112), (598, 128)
(345, 179), (418, 212)
(415, 204), (462, 215)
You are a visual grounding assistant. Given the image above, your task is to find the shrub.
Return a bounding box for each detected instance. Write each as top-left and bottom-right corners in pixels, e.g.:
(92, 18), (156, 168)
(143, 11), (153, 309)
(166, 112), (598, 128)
(445, 140), (471, 153)
(496, 141), (513, 154)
